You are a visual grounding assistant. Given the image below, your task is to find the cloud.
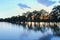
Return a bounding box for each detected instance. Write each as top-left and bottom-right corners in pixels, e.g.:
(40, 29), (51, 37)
(39, 34), (53, 40)
(37, 0), (56, 6)
(50, 0), (60, 2)
(59, 1), (60, 3)
(18, 3), (31, 9)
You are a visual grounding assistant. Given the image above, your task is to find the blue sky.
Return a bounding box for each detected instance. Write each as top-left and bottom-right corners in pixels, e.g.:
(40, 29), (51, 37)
(0, 0), (60, 18)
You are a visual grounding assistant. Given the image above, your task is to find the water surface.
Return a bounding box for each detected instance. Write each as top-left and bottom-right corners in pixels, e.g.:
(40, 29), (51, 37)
(0, 22), (60, 40)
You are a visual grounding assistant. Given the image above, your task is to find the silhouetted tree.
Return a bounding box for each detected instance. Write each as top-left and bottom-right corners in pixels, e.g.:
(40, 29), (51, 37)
(50, 5), (60, 21)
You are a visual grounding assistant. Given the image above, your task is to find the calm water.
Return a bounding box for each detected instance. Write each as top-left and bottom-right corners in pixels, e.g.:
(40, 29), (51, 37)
(0, 22), (60, 40)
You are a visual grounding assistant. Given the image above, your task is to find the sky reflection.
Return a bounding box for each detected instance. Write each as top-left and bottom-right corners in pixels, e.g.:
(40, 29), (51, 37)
(0, 22), (60, 40)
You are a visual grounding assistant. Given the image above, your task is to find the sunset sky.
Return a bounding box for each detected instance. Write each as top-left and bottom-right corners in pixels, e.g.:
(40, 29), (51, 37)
(0, 0), (60, 18)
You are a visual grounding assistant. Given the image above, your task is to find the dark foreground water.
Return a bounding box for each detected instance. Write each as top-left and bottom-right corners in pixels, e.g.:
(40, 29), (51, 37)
(0, 22), (60, 40)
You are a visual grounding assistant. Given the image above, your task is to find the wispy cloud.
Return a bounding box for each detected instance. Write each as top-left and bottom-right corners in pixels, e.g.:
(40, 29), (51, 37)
(37, 0), (56, 6)
(18, 3), (31, 9)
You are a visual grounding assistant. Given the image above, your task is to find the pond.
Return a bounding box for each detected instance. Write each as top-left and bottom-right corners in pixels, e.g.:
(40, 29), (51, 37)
(0, 22), (60, 40)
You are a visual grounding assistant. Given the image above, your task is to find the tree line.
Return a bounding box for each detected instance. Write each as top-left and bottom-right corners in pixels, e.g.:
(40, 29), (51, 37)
(0, 5), (60, 23)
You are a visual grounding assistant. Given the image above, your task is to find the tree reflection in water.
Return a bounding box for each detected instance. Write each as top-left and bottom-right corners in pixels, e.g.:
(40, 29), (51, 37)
(20, 22), (60, 37)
